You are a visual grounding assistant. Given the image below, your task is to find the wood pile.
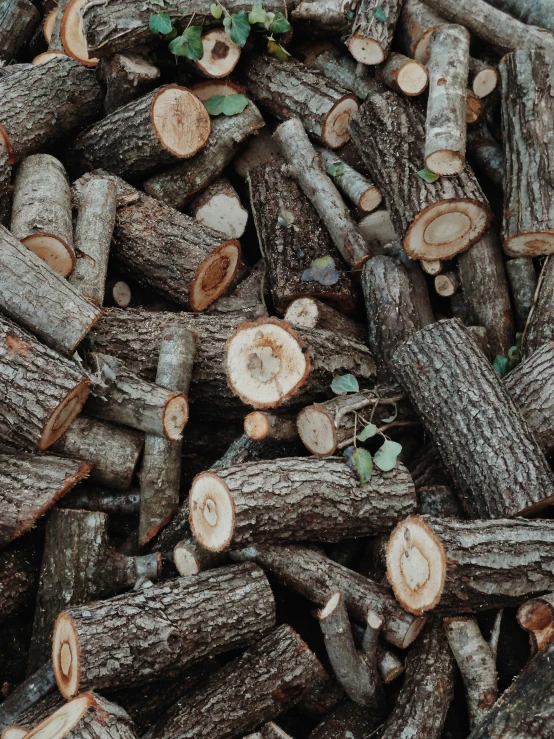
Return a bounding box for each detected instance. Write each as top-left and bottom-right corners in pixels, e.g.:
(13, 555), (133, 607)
(3, 0), (554, 737)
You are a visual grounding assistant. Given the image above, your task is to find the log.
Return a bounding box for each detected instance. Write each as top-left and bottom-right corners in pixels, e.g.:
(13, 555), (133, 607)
(505, 257), (537, 332)
(485, 0), (554, 33)
(50, 417), (143, 491)
(350, 89), (491, 261)
(243, 412), (297, 442)
(391, 319), (554, 518)
(521, 256), (554, 357)
(144, 91), (264, 210)
(0, 57), (102, 164)
(318, 148), (382, 211)
(307, 701), (381, 739)
(305, 45), (384, 101)
(457, 229), (514, 357)
(0, 450), (89, 548)
(225, 317), (375, 409)
(0, 0), (40, 64)
(382, 242), (435, 327)
(98, 53), (160, 115)
(434, 270), (460, 296)
(69, 175), (117, 305)
(469, 57), (498, 98)
(172, 536), (228, 577)
(358, 209), (400, 250)
(500, 50), (554, 255)
(517, 592), (554, 653)
(53, 562), (275, 698)
(248, 158), (356, 314)
(397, 0), (445, 63)
(138, 326), (196, 545)
(0, 316), (90, 451)
(10, 154), (74, 277)
(60, 486), (140, 516)
(466, 89), (484, 125)
(28, 509), (160, 673)
(189, 177), (248, 240)
(417, 484), (463, 518)
(387, 516), (554, 614)
(233, 125), (280, 180)
(0, 539), (40, 624)
(284, 298), (365, 342)
(376, 52), (428, 97)
(292, 0), (357, 32)
(104, 280), (132, 309)
(60, 0), (102, 67)
(347, 0), (404, 65)
(466, 120), (504, 189)
(274, 118), (373, 267)
(0, 226), (101, 357)
(425, 24), (470, 176)
(144, 625), (325, 739)
(0, 663), (56, 732)
(1, 692), (64, 737)
(195, 28), (241, 79)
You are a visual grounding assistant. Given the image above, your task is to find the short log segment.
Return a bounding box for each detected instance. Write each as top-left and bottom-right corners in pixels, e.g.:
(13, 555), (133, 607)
(144, 625), (325, 739)
(50, 417), (143, 490)
(98, 53), (160, 115)
(69, 175), (117, 305)
(397, 0), (446, 64)
(505, 257), (537, 332)
(0, 316), (90, 451)
(387, 516), (554, 614)
(284, 298), (365, 342)
(53, 562), (275, 698)
(517, 592), (554, 653)
(0, 57), (103, 164)
(230, 543), (424, 648)
(469, 57), (498, 98)
(500, 50), (554, 256)
(0, 0), (40, 64)
(225, 318), (375, 409)
(425, 24), (470, 176)
(318, 148), (382, 212)
(292, 0), (357, 32)
(60, 486), (140, 516)
(391, 319), (554, 518)
(195, 28), (241, 79)
(377, 618), (455, 739)
(0, 539), (40, 624)
(244, 412), (297, 442)
(138, 326), (196, 545)
(522, 256), (554, 357)
(241, 54), (358, 149)
(28, 509), (160, 673)
(350, 89), (491, 261)
(347, 0), (404, 65)
(305, 45), (384, 101)
(248, 158), (356, 314)
(0, 451), (89, 548)
(376, 52), (428, 96)
(274, 118), (373, 267)
(172, 536), (227, 577)
(189, 177), (248, 240)
(0, 226), (101, 357)
(190, 456), (415, 552)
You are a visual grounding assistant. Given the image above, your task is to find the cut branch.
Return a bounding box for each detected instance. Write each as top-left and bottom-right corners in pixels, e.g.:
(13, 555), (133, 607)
(517, 592), (554, 653)
(347, 0), (404, 65)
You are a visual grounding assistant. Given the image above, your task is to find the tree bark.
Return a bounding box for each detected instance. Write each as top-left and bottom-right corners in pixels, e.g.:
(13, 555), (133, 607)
(318, 148), (382, 211)
(466, 120), (504, 189)
(0, 0), (40, 64)
(0, 538), (40, 624)
(505, 257), (537, 332)
(292, 0), (357, 32)
(485, 0), (554, 33)
(391, 318), (554, 518)
(98, 53), (160, 115)
(144, 625), (326, 739)
(53, 562), (275, 698)
(376, 51), (429, 96)
(469, 57), (498, 98)
(0, 662), (56, 732)
(60, 486), (140, 516)
(305, 45), (384, 101)
(308, 701), (381, 739)
(172, 535), (228, 576)
(397, 0), (446, 63)
(417, 484), (464, 518)
(521, 256), (554, 357)
(284, 298), (365, 342)
(350, 89), (491, 261)
(347, 0), (404, 65)
(1, 692), (64, 736)
(243, 412), (298, 442)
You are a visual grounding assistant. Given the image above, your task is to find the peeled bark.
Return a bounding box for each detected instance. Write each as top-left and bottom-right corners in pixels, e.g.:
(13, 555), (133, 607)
(522, 256), (554, 357)
(505, 257), (537, 332)
(98, 53), (160, 115)
(284, 298), (365, 342)
(347, 0), (404, 65)
(0, 0), (40, 63)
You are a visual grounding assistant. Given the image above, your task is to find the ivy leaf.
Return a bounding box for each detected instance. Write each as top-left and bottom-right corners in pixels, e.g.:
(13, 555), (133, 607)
(163, 27), (177, 40)
(149, 11), (172, 35)
(267, 39), (290, 61)
(373, 5), (387, 21)
(381, 403), (397, 424)
(352, 448), (373, 484)
(331, 374), (359, 395)
(373, 439), (402, 472)
(417, 168), (440, 183)
(211, 2), (223, 18)
(225, 11), (251, 47)
(203, 93), (248, 116)
(326, 160), (345, 177)
(358, 423), (377, 442)
(493, 355), (509, 378)
(249, 2), (270, 25)
(270, 11), (291, 33)
(169, 25), (204, 59)
(301, 255), (339, 285)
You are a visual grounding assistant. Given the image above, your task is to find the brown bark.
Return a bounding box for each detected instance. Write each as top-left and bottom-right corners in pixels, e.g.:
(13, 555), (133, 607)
(98, 53), (160, 115)
(284, 298), (365, 342)
(522, 256), (554, 357)
(347, 0), (404, 65)
(0, 0), (40, 63)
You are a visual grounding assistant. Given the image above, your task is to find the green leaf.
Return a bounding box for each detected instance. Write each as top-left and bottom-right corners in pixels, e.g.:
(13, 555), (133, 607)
(203, 93), (248, 116)
(169, 25), (204, 59)
(267, 39), (290, 61)
(249, 2), (270, 24)
(270, 11), (291, 33)
(149, 11), (172, 35)
(373, 439), (402, 472)
(331, 374), (359, 395)
(352, 448), (373, 484)
(163, 27), (177, 40)
(150, 0), (164, 6)
(326, 160), (345, 177)
(373, 5), (387, 21)
(211, 2), (223, 18)
(226, 11), (251, 46)
(203, 95), (225, 115)
(381, 403), (397, 424)
(358, 423), (377, 442)
(417, 168), (440, 183)
(493, 355), (509, 378)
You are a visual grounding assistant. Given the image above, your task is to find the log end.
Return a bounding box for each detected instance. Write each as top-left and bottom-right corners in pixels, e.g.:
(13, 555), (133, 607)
(424, 150), (465, 177)
(22, 233), (75, 278)
(162, 393), (189, 441)
(190, 241), (241, 311)
(359, 186), (383, 213)
(61, 0), (99, 67)
(347, 35), (385, 66)
(321, 96), (359, 148)
(244, 411), (270, 440)
(434, 274), (457, 297)
(25, 694), (93, 738)
(517, 598), (554, 634)
(173, 543), (201, 576)
(109, 280), (132, 308)
(386, 516), (446, 616)
(189, 472), (236, 552)
(397, 60), (429, 96)
(472, 68), (498, 99)
(32, 51), (67, 65)
(151, 85), (212, 159)
(296, 404), (337, 456)
(195, 28), (241, 79)
(43, 8), (57, 43)
(40, 379), (90, 450)
(2, 727), (28, 739)
(504, 232), (554, 257)
(52, 613), (81, 699)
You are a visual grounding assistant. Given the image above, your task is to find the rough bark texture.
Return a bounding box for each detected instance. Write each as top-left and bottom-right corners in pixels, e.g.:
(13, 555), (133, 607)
(500, 50), (554, 255)
(60, 486), (140, 516)
(285, 298), (365, 342)
(466, 121), (505, 188)
(391, 319), (554, 518)
(0, 57), (103, 163)
(308, 702), (381, 739)
(319, 148), (381, 211)
(522, 256), (554, 357)
(0, 662), (56, 731)
(2, 691), (64, 734)
(397, 0), (446, 63)
(145, 625), (326, 739)
(0, 538), (40, 624)
(0, 225), (101, 356)
(347, 0), (404, 65)
(382, 241), (435, 327)
(0, 0), (40, 63)
(292, 0), (357, 32)
(486, 0), (554, 33)
(248, 157), (355, 314)
(98, 53), (160, 115)
(307, 46), (384, 101)
(417, 485), (464, 518)
(506, 257), (537, 332)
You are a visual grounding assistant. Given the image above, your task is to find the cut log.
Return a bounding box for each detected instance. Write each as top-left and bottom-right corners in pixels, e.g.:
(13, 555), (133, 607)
(0, 539), (40, 624)
(225, 318), (375, 409)
(469, 57), (498, 98)
(350, 89), (491, 261)
(347, 0), (404, 65)
(60, 0), (99, 67)
(308, 701), (381, 739)
(398, 0), (445, 63)
(0, 316), (90, 451)
(522, 256), (554, 357)
(60, 486), (140, 516)
(318, 148), (382, 212)
(189, 177), (248, 239)
(138, 326), (196, 545)
(69, 175), (117, 305)
(195, 28), (240, 78)
(466, 89), (484, 125)
(241, 54), (358, 149)
(0, 225), (101, 357)
(38, 0), (70, 57)
(28, 509), (160, 673)
(248, 158), (356, 314)
(382, 242), (435, 327)
(420, 258), (443, 275)
(284, 298), (365, 342)
(505, 257), (537, 332)
(0, 57), (103, 164)
(144, 625), (325, 739)
(358, 209), (400, 250)
(376, 52), (428, 96)
(274, 118), (373, 267)
(1, 692), (64, 738)
(189, 456), (415, 551)
(98, 53), (160, 115)
(53, 562), (275, 698)
(172, 536), (227, 577)
(485, 0), (554, 33)
(292, 0), (357, 31)
(104, 280), (132, 309)
(0, 0), (40, 64)
(500, 50), (554, 255)
(0, 662), (56, 732)
(466, 120), (504, 189)
(67, 86), (211, 178)
(391, 319), (554, 518)
(305, 45), (384, 101)
(425, 25), (470, 176)
(244, 412), (297, 442)
(517, 593), (554, 653)
(0, 451), (89, 548)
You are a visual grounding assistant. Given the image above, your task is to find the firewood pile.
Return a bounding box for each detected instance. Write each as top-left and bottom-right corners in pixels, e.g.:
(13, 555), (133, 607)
(3, 0), (554, 736)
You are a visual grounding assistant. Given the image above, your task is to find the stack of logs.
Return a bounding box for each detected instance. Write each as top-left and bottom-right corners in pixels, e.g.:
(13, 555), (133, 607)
(3, 0), (554, 737)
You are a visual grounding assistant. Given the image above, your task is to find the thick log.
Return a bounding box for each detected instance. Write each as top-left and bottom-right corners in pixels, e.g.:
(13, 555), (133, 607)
(391, 319), (554, 518)
(350, 89), (491, 261)
(397, 0), (446, 63)
(60, 0), (102, 67)
(0, 0), (40, 63)
(505, 257), (537, 332)
(376, 51), (428, 97)
(292, 0), (357, 32)
(0, 539), (40, 624)
(500, 50), (554, 255)
(284, 298), (365, 342)
(347, 0), (404, 65)
(0, 226), (101, 357)
(522, 256), (554, 357)
(0, 663), (56, 732)
(466, 120), (504, 189)
(98, 53), (160, 115)
(517, 592), (554, 653)
(248, 158), (356, 314)
(485, 0), (554, 33)
(305, 45), (384, 101)
(53, 563), (275, 698)
(190, 177), (248, 240)
(144, 625), (325, 739)
(318, 148), (381, 211)
(28, 509), (160, 673)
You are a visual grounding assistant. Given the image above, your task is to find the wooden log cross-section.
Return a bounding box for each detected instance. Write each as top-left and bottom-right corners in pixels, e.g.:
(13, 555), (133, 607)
(347, 0), (404, 65)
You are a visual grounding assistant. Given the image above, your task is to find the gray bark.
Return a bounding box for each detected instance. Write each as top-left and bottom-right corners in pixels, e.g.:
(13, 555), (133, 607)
(506, 257), (537, 332)
(0, 0), (39, 63)
(466, 120), (504, 189)
(347, 0), (404, 65)
(485, 0), (554, 33)
(98, 53), (160, 115)
(522, 256), (554, 357)
(306, 46), (384, 100)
